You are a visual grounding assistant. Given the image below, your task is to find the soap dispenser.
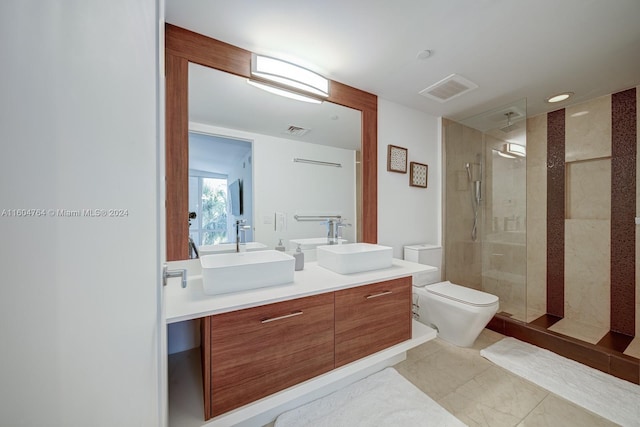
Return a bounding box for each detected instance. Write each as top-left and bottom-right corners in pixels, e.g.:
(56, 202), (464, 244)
(275, 238), (286, 252)
(293, 243), (304, 271)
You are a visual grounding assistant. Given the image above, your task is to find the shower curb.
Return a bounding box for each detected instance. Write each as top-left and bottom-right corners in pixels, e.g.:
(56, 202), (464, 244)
(487, 314), (639, 385)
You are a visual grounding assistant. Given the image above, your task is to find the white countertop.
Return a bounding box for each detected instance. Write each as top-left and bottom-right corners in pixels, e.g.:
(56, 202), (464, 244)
(165, 258), (436, 324)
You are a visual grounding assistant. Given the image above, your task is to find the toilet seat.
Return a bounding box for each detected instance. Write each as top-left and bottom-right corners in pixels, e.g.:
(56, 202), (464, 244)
(425, 281), (498, 307)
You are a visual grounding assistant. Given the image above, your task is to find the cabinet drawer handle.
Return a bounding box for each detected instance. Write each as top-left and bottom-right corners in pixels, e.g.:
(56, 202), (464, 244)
(366, 290), (393, 299)
(261, 310), (304, 323)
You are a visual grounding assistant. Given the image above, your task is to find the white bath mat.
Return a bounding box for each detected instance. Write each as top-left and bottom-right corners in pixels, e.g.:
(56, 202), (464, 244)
(275, 367), (465, 427)
(480, 337), (640, 426)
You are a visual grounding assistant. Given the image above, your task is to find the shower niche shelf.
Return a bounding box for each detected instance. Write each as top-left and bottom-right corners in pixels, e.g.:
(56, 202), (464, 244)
(565, 158), (611, 220)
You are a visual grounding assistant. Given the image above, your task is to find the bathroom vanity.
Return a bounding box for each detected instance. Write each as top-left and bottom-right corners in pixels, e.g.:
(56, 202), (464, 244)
(166, 259), (436, 426)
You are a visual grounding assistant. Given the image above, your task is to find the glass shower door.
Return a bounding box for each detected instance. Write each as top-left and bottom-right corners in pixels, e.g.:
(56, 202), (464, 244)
(444, 99), (527, 322)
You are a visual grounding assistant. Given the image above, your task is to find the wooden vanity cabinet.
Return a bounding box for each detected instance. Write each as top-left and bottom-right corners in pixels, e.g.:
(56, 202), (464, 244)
(202, 292), (335, 419)
(201, 276), (413, 419)
(335, 277), (412, 367)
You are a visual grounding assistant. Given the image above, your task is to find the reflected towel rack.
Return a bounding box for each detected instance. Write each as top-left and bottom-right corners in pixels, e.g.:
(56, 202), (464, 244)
(293, 158), (342, 168)
(294, 214), (342, 222)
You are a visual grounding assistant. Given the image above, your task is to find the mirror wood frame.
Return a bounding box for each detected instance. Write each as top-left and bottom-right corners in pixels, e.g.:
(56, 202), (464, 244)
(165, 24), (377, 260)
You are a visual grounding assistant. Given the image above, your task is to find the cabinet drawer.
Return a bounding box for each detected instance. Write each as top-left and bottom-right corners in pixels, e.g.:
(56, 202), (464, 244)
(204, 292), (335, 418)
(335, 277), (412, 367)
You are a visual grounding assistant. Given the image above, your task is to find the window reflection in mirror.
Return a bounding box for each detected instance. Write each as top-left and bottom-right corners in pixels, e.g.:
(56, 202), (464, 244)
(189, 132), (253, 246)
(189, 174), (228, 245)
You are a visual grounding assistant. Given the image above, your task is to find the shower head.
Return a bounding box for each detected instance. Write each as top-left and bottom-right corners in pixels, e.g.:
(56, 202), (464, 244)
(500, 124), (519, 133)
(465, 163), (472, 181)
(500, 112), (519, 133)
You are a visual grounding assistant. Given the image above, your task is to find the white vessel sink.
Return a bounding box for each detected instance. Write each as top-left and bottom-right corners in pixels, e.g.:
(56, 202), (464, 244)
(289, 237), (348, 261)
(317, 243), (393, 274)
(199, 242), (268, 256)
(200, 250), (295, 295)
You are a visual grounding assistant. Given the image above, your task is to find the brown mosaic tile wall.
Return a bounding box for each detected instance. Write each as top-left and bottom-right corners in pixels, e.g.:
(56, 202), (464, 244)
(546, 109), (565, 317)
(611, 88), (637, 336)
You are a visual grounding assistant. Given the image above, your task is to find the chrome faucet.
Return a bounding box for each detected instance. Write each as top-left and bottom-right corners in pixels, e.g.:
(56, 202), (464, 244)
(324, 218), (338, 244)
(336, 220), (351, 243)
(324, 218), (351, 244)
(235, 219), (251, 252)
(163, 264), (187, 288)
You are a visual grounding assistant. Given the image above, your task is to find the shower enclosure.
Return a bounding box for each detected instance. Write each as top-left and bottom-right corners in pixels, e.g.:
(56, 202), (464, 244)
(443, 99), (527, 322)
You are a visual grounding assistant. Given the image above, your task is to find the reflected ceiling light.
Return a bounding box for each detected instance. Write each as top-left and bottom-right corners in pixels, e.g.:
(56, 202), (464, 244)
(506, 143), (526, 157)
(494, 143), (526, 159)
(247, 80), (322, 104)
(496, 151), (516, 159)
(570, 110), (589, 117)
(546, 92), (574, 103)
(249, 53), (329, 102)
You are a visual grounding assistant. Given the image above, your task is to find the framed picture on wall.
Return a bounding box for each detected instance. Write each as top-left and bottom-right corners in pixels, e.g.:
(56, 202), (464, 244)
(387, 145), (408, 173)
(410, 162), (428, 188)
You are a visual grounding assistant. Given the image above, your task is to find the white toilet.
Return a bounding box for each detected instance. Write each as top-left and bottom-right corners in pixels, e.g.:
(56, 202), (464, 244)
(404, 244), (499, 347)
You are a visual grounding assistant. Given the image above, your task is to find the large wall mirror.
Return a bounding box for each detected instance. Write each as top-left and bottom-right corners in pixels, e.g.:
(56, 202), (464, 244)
(189, 63), (361, 254)
(166, 24), (378, 260)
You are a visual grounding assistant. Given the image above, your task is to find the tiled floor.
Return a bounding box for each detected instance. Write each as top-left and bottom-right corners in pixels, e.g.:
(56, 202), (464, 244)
(393, 329), (618, 427)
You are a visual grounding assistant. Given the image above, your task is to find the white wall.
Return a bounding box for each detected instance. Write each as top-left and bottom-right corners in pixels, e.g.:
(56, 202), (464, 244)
(190, 122), (357, 251)
(378, 98), (442, 258)
(254, 137), (356, 250)
(0, 2), (161, 426)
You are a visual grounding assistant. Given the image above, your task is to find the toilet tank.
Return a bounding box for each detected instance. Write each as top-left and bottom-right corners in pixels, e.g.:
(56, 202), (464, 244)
(404, 244), (442, 286)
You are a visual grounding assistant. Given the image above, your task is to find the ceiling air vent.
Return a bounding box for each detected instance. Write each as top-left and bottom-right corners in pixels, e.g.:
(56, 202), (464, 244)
(419, 74), (478, 103)
(283, 125), (310, 136)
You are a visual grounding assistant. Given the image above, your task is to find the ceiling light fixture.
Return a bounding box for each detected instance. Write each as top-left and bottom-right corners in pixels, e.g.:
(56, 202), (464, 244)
(546, 92), (574, 103)
(249, 53), (329, 102)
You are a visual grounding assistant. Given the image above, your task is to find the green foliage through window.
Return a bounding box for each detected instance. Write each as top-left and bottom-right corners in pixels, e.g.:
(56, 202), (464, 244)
(201, 178), (228, 245)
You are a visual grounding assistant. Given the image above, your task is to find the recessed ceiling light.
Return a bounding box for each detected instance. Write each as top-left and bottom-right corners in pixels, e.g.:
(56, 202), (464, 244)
(546, 92), (574, 103)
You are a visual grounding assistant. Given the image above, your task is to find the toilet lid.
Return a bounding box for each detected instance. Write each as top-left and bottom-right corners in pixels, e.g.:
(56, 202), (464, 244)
(425, 281), (498, 307)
